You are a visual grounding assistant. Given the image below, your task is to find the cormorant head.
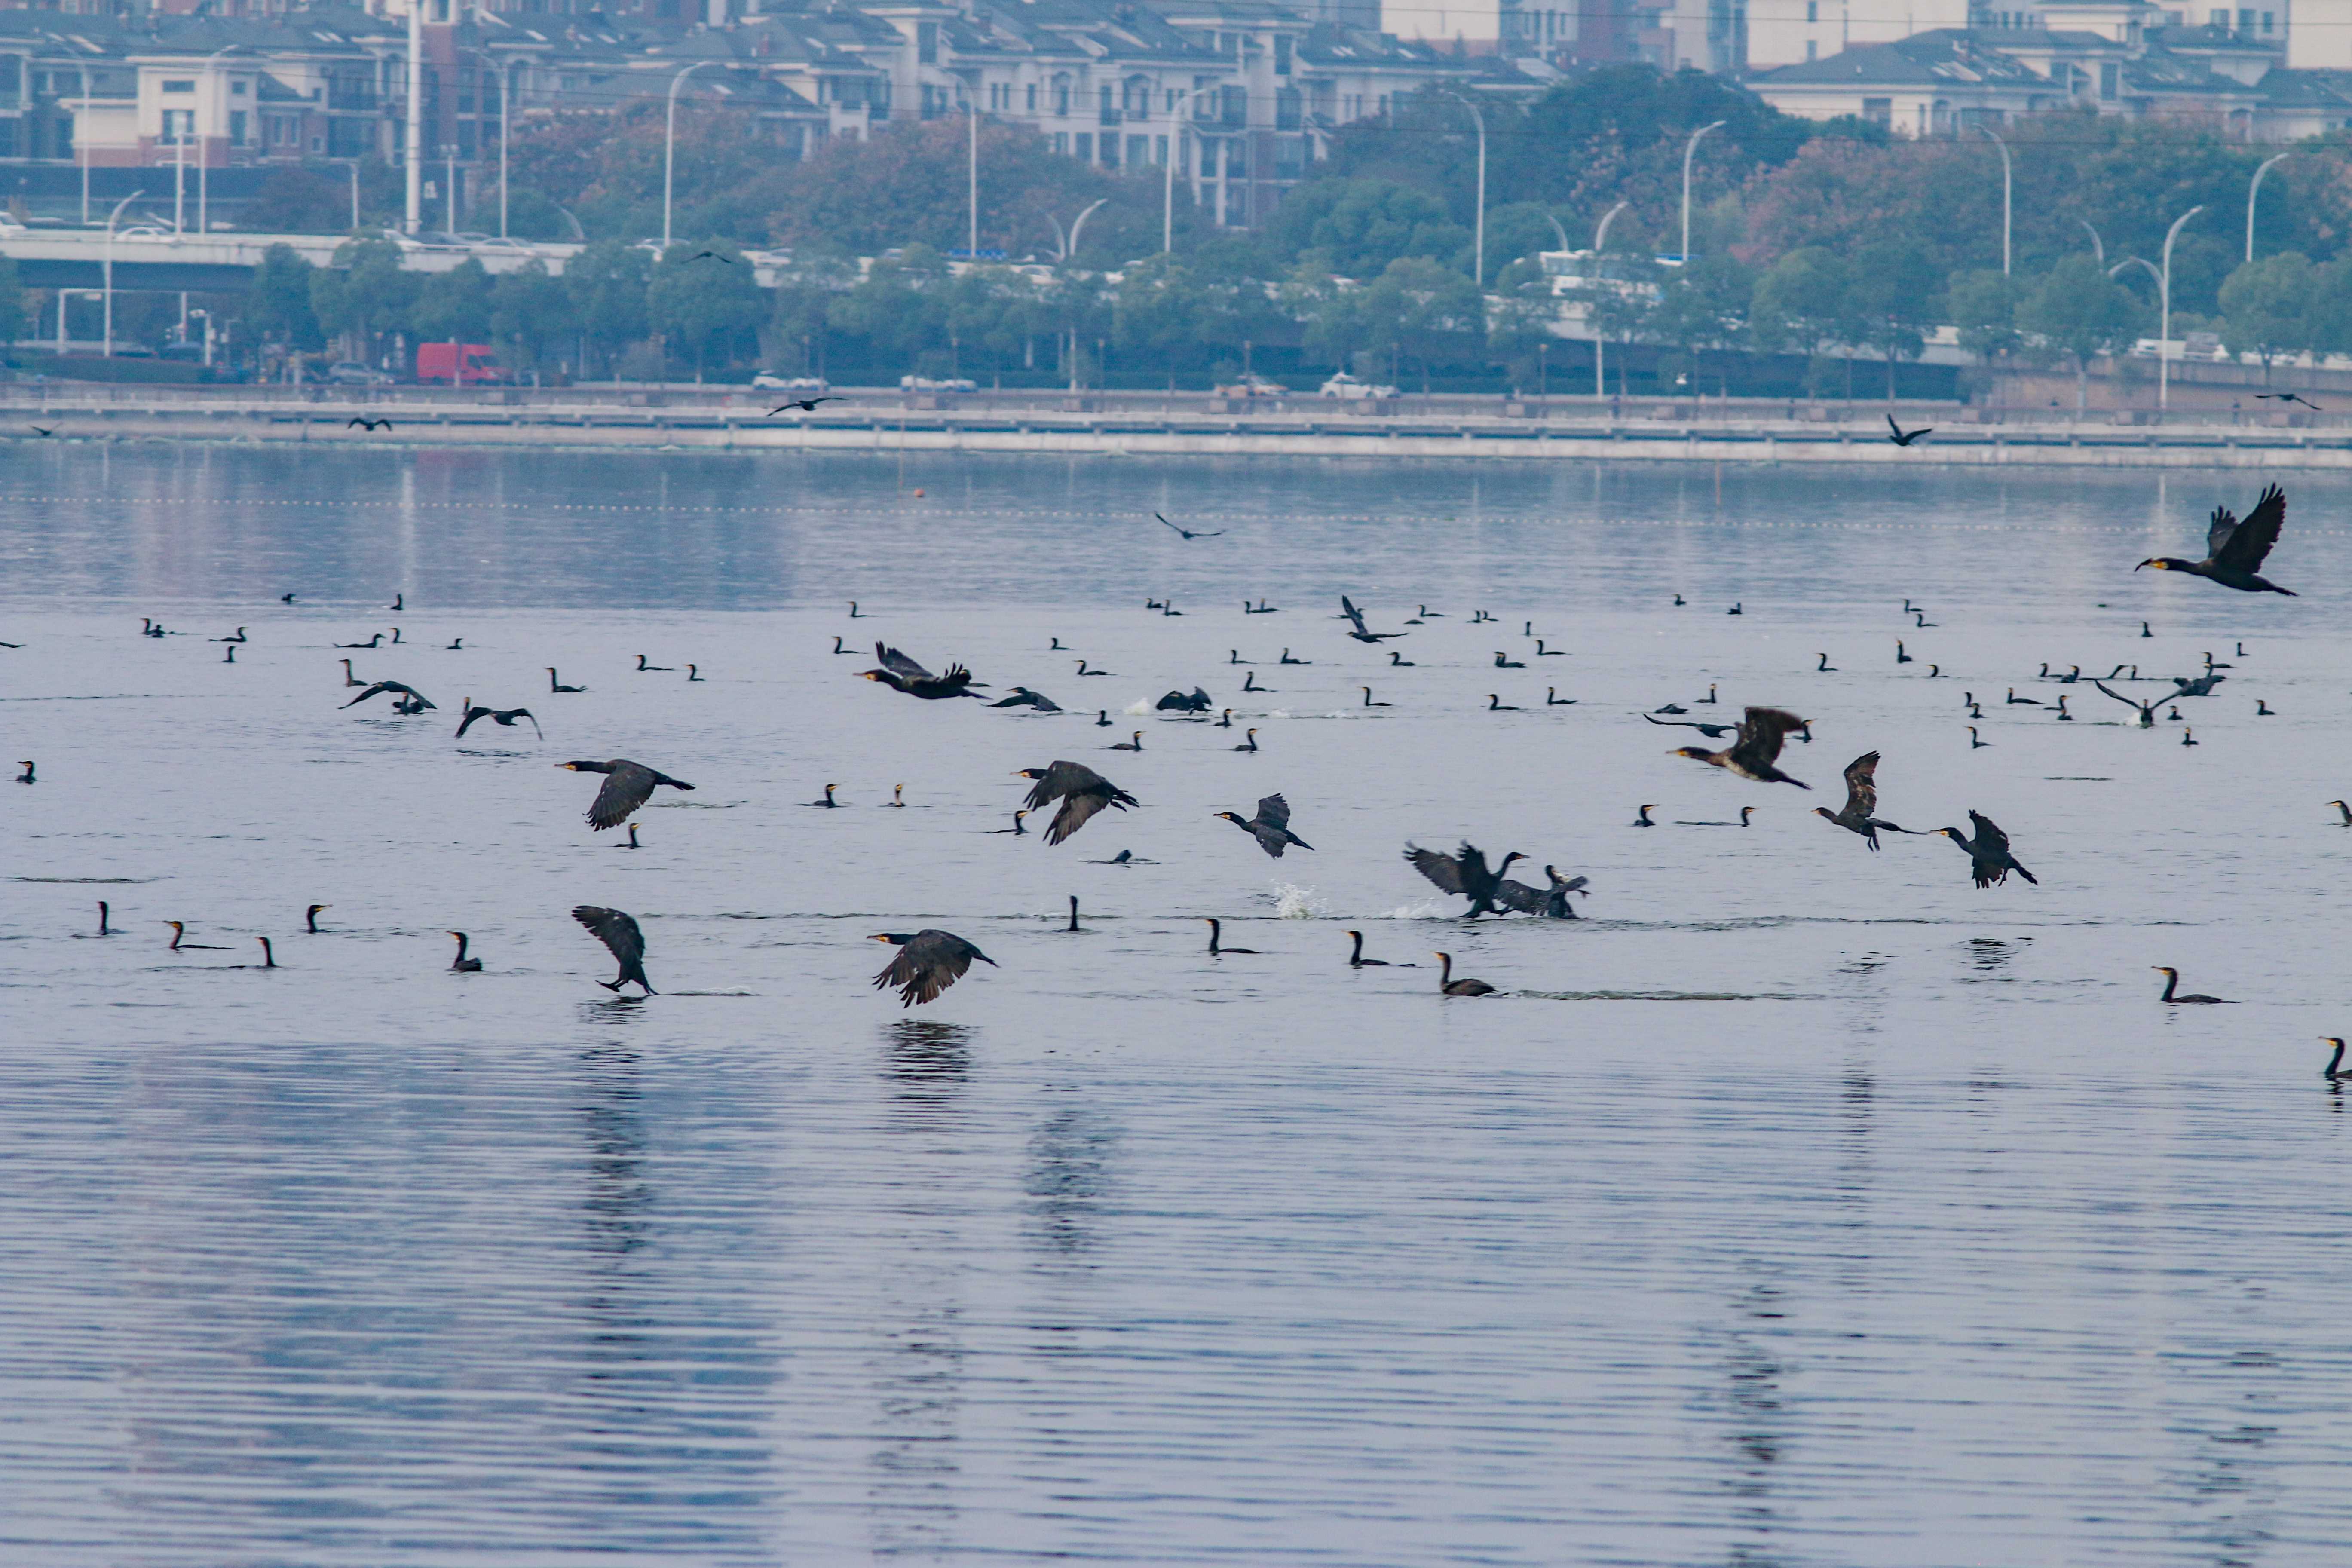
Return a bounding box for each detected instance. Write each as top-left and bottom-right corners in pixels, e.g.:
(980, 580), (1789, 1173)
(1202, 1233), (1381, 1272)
(1498, 852), (1526, 870)
(1014, 768), (1046, 780)
(1740, 807), (1755, 824)
(2152, 966), (2178, 977)
(2136, 557), (2186, 572)
(1212, 811), (1245, 825)
(1669, 747), (1710, 760)
(857, 669), (890, 682)
(1812, 807), (1836, 822)
(870, 933), (913, 946)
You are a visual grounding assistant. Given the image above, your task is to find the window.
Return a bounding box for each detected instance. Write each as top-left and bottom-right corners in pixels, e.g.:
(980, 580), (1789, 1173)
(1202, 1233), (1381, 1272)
(1052, 75), (1069, 115)
(1026, 83), (1037, 111)
(1127, 133), (1148, 164)
(1275, 87), (1300, 129)
(917, 21), (937, 63)
(1051, 131), (1067, 154)
(231, 78), (247, 96)
(2260, 9), (2273, 30)
(229, 109), (245, 143)
(1075, 132), (1091, 160)
(2208, 8), (2226, 23)
(162, 79), (193, 94)
(1101, 134), (1117, 166)
(2236, 7), (2253, 28)
(1862, 96), (1891, 126)
(161, 107), (192, 140)
(1806, 39), (1817, 58)
(1274, 34), (1292, 74)
(1273, 136), (1303, 178)
(2100, 61), (2119, 99)
(1154, 134), (1167, 164)
(1806, 0), (1816, 18)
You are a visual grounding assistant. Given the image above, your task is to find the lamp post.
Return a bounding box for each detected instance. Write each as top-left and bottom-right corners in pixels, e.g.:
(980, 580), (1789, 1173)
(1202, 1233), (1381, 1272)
(1976, 124), (2011, 275)
(1161, 86), (1194, 253)
(343, 158), (361, 231)
(1592, 199), (1628, 398)
(2159, 204), (2204, 413)
(77, 65), (89, 224)
(2247, 152), (2289, 263)
(444, 142), (458, 233)
(2079, 217), (2104, 263)
(196, 45), (240, 238)
(1680, 119), (1724, 265)
(173, 118), (187, 235)
(1051, 196), (1108, 263)
(499, 57), (521, 239)
(1445, 90), (1487, 286)
(662, 61), (711, 251)
(967, 94), (978, 257)
(103, 189), (142, 358)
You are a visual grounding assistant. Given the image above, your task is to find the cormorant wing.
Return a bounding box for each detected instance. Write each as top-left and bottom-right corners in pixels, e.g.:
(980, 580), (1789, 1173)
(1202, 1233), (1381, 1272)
(504, 708), (544, 739)
(1046, 790), (1118, 845)
(874, 643), (936, 682)
(455, 706), (485, 737)
(2092, 680), (2142, 710)
(572, 904), (646, 974)
(344, 680), (432, 710)
(587, 760), (658, 830)
(1966, 811), (2012, 859)
(1340, 596), (1371, 635)
(1841, 751), (1880, 820)
(1730, 707), (1804, 770)
(1256, 793), (1292, 830)
(1403, 841), (1482, 897)
(1491, 877), (1546, 914)
(2212, 484), (2286, 572)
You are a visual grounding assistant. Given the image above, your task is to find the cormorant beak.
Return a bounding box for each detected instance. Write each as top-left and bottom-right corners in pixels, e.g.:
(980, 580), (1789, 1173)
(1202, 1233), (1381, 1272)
(868, 934), (891, 943)
(556, 762), (575, 770)
(2137, 559), (2159, 571)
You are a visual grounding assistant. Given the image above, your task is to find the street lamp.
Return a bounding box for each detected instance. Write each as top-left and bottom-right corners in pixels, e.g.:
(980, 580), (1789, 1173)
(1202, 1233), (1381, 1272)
(341, 159), (361, 231)
(197, 45), (241, 237)
(1592, 199), (1629, 398)
(77, 64), (89, 224)
(1162, 86), (1194, 253)
(967, 93), (978, 257)
(1050, 196), (1108, 262)
(662, 61), (712, 250)
(2079, 217), (2104, 263)
(1680, 119), (1724, 265)
(2159, 205), (2204, 413)
(2247, 152), (2289, 263)
(1976, 124), (2011, 275)
(1445, 89), (1487, 286)
(499, 56), (522, 239)
(103, 189), (143, 358)
(444, 142), (459, 233)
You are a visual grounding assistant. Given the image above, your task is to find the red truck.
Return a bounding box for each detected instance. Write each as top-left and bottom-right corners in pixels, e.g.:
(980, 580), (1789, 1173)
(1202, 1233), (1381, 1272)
(416, 342), (508, 386)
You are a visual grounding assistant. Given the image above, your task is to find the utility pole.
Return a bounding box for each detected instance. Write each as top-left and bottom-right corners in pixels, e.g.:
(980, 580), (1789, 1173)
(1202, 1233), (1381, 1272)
(1976, 125), (2011, 274)
(405, 0), (424, 234)
(2159, 205), (2204, 413)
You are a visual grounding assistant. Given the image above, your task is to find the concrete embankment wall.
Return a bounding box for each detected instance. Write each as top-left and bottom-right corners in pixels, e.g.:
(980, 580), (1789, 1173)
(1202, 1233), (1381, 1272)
(12, 395), (2352, 470)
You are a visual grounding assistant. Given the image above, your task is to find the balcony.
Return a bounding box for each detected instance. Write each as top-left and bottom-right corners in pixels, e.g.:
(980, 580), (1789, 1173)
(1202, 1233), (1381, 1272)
(327, 86), (378, 112)
(1098, 106), (1122, 126)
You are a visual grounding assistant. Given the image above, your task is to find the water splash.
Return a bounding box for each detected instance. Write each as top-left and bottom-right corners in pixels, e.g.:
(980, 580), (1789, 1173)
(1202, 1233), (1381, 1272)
(1270, 882), (1329, 919)
(1123, 698), (1152, 716)
(1374, 900), (1451, 920)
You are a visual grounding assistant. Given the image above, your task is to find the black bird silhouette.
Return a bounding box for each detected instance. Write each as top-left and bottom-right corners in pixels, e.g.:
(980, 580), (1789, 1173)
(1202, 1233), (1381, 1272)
(871, 930), (996, 1007)
(1936, 812), (2037, 888)
(1156, 512), (1226, 539)
(1203, 918), (1259, 956)
(805, 783), (842, 807)
(547, 668), (586, 692)
(557, 758), (695, 830)
(1339, 596), (1404, 643)
(2256, 392), (2321, 410)
(992, 686), (1063, 712)
(28, 425), (52, 437)
(635, 654), (673, 672)
(455, 700), (541, 740)
(860, 642), (986, 699)
(336, 633), (384, 649)
(1669, 706), (1810, 788)
(1215, 793), (1312, 858)
(2138, 484), (2296, 594)
(1493, 865), (1588, 919)
(1433, 953), (1496, 996)
(344, 680), (434, 712)
(1886, 413), (1932, 446)
(1813, 751), (1912, 850)
(690, 250), (732, 263)
(2152, 966), (2226, 1004)
(1403, 842), (1526, 918)
(163, 921), (227, 951)
(769, 396), (841, 414)
(1016, 761), (1136, 845)
(573, 905), (653, 994)
(1645, 713), (1738, 739)
(448, 932), (483, 972)
(1232, 728), (1258, 752)
(1156, 686), (1213, 713)
(1494, 651), (1525, 669)
(346, 416), (394, 432)
(986, 810), (1030, 835)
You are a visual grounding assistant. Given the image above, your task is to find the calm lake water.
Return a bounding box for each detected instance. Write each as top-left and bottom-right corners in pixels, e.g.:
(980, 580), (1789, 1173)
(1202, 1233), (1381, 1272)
(6, 445), (2352, 1565)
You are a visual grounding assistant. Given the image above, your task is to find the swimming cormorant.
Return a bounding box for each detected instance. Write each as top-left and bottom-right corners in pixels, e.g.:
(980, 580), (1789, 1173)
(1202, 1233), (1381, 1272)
(2257, 700), (2275, 716)
(1234, 728), (1259, 753)
(1403, 842), (1526, 918)
(1433, 953), (1495, 996)
(985, 810), (1029, 835)
(2181, 727), (2198, 747)
(1812, 751), (1912, 850)
(1280, 649), (1310, 664)
(2054, 696), (2073, 721)
(557, 759), (696, 830)
(1547, 689), (1577, 706)
(389, 594), (404, 611)
(2006, 688), (2041, 705)
(1494, 865), (1587, 919)
(1243, 671), (1269, 692)
(1203, 918), (1258, 955)
(14, 760), (30, 783)
(1231, 650), (1251, 664)
(83, 901), (112, 937)
(833, 637), (852, 655)
(1936, 812), (2037, 888)
(1896, 641), (1910, 664)
(1362, 687), (1390, 707)
(448, 932), (483, 972)
(1632, 804), (1655, 827)
(617, 824), (641, 848)
(212, 627), (246, 643)
(336, 633), (384, 649)
(1065, 896), (1082, 932)
(573, 905), (654, 994)
(1215, 793), (1312, 858)
(884, 784), (906, 808)
(1968, 727), (1988, 749)
(686, 665), (703, 681)
(1488, 694), (1520, 711)
(455, 700), (542, 740)
(2152, 966), (2226, 1003)
(1095, 710), (1113, 727)
(805, 784), (842, 806)
(1535, 640), (1565, 656)
(2332, 800), (2352, 826)
(1016, 762), (1137, 845)
(1675, 806), (1755, 827)
(861, 643), (986, 699)
(2325, 1039), (2347, 1081)
(547, 668), (586, 692)
(1816, 653), (1836, 672)
(1109, 731), (1144, 751)
(1076, 660), (1111, 677)
(2138, 484), (2297, 594)
(1494, 652), (1525, 668)
(1669, 707), (1810, 788)
(306, 905), (328, 933)
(163, 921), (226, 951)
(1390, 651), (1415, 667)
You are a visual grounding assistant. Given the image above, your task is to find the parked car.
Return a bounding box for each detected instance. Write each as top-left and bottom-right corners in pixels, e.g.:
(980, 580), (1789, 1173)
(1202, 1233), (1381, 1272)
(753, 372), (828, 392)
(899, 374), (978, 392)
(1214, 374), (1287, 398)
(116, 226), (177, 244)
(1319, 372), (1400, 400)
(326, 361), (395, 386)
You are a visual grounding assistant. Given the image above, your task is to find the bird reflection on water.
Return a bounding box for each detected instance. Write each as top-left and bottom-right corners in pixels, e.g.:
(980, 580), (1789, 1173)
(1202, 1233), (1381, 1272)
(1024, 1106), (1119, 1260)
(882, 1020), (973, 1118)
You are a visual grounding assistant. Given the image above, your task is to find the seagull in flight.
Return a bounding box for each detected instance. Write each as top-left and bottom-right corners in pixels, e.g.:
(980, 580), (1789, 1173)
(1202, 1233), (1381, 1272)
(1157, 513), (1225, 539)
(1886, 413), (1932, 447)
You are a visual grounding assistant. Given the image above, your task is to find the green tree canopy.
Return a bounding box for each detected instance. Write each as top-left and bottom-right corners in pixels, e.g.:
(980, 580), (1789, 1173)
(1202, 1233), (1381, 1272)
(241, 243), (322, 351)
(2021, 254), (2146, 409)
(2218, 251), (2316, 377)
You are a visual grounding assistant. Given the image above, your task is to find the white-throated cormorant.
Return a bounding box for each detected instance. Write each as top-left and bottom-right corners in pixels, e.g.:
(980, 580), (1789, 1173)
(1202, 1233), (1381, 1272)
(1670, 707), (1810, 788)
(2139, 484), (2296, 594)
(558, 759), (695, 830)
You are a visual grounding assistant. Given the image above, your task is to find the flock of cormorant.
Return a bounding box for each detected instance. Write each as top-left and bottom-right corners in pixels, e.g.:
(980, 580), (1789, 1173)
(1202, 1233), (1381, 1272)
(11, 478), (2323, 1041)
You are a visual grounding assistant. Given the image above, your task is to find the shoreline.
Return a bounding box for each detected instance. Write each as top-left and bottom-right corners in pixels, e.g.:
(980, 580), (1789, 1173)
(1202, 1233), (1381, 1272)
(9, 393), (2350, 469)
